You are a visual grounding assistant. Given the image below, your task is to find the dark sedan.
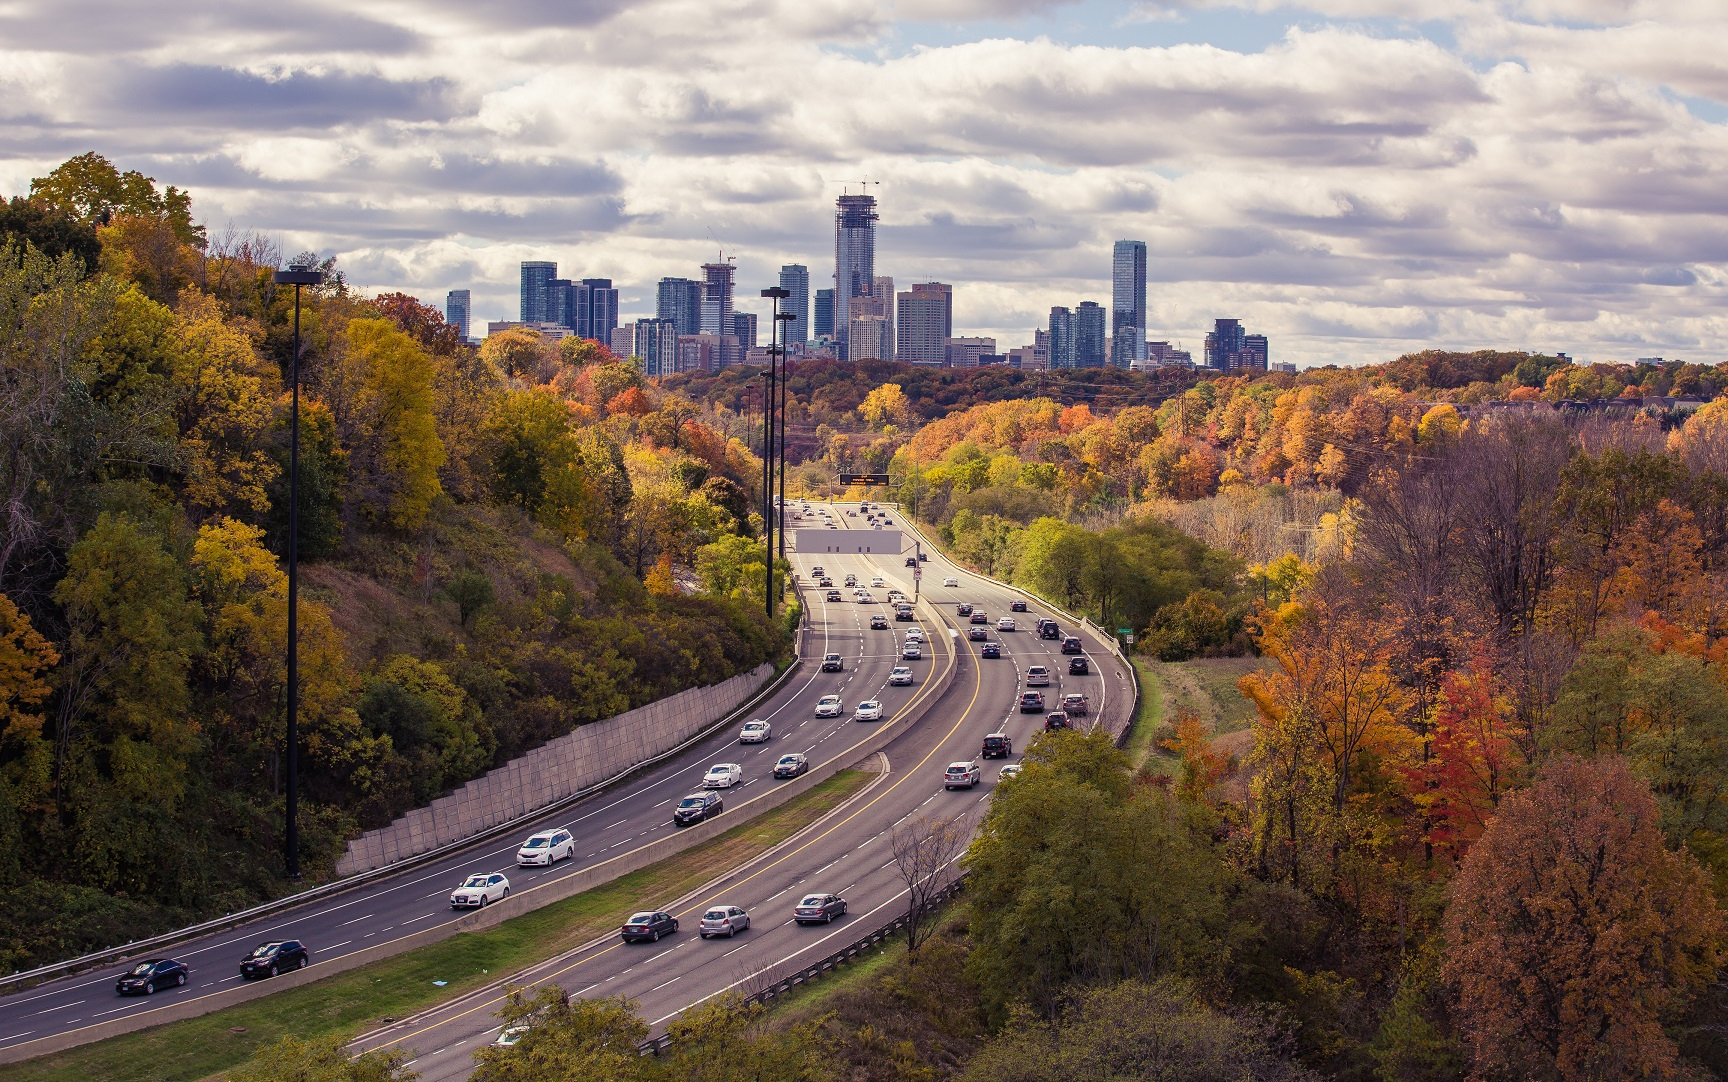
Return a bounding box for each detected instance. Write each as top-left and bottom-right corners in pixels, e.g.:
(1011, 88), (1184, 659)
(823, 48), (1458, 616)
(240, 940), (309, 980)
(793, 893), (848, 924)
(674, 791), (724, 826)
(1009, 600), (1028, 612)
(621, 911), (679, 943)
(773, 753), (809, 778)
(968, 626), (988, 641)
(116, 958), (189, 996)
(970, 612), (989, 624)
(981, 641), (1001, 659)
(1069, 655), (1090, 675)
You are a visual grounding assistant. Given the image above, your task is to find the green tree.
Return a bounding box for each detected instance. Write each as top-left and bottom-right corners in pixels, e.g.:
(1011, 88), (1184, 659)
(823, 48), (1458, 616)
(0, 196), (100, 274)
(29, 152), (202, 244)
(231, 1034), (417, 1082)
(481, 387), (594, 541)
(472, 985), (648, 1082)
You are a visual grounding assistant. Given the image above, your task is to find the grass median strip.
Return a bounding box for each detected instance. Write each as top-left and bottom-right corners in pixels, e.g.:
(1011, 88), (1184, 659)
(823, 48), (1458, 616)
(10, 769), (873, 1082)
(1122, 657), (1166, 770)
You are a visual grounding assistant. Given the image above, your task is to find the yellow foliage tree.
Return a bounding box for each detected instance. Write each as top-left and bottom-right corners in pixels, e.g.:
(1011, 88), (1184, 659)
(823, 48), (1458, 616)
(346, 318), (447, 531)
(859, 382), (912, 430)
(171, 291), (279, 515)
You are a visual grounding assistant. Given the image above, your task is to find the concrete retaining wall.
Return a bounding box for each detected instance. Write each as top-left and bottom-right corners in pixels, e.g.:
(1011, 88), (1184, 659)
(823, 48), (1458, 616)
(335, 663), (775, 876)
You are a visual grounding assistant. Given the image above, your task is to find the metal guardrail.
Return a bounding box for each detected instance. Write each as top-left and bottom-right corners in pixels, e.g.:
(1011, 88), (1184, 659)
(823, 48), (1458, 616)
(638, 876), (966, 1056)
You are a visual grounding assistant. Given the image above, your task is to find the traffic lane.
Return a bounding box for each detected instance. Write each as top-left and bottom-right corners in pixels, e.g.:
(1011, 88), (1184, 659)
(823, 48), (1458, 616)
(358, 598), (977, 1076)
(0, 594), (874, 1047)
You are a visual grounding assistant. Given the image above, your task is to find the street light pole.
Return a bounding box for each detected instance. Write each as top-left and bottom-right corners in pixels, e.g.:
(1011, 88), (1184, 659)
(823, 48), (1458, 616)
(760, 287), (790, 613)
(775, 311), (795, 564)
(272, 264), (323, 880)
(760, 364), (773, 619)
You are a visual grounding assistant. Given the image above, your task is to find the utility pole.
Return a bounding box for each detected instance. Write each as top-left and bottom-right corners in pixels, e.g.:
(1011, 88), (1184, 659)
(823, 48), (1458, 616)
(760, 287), (791, 614)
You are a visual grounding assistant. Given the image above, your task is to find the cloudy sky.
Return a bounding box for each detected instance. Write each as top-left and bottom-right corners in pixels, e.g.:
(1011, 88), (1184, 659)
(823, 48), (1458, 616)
(2, 0), (1724, 368)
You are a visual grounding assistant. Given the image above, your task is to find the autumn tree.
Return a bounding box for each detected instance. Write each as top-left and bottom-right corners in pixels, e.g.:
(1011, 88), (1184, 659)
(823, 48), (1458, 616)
(1443, 755), (1723, 1081)
(342, 317), (447, 531)
(859, 382), (912, 430)
(0, 593), (57, 810)
(1405, 655), (1527, 862)
(230, 1034), (417, 1082)
(479, 325), (555, 381)
(171, 291), (279, 515)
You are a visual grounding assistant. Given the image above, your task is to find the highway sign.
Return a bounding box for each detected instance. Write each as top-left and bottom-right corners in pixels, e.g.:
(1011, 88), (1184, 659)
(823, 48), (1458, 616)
(839, 473), (891, 486)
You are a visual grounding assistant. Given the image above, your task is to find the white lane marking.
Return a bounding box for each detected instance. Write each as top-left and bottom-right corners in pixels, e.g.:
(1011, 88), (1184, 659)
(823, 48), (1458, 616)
(400, 913), (434, 925)
(603, 820), (628, 830)
(30, 999), (83, 1016)
(575, 983), (600, 996)
(0, 1030), (33, 1041)
(326, 940), (353, 950)
(340, 913), (374, 927)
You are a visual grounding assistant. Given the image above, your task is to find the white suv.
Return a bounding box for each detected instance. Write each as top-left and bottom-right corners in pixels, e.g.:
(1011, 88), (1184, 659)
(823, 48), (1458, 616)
(1026, 665), (1051, 687)
(944, 761), (982, 789)
(815, 695), (843, 718)
(516, 829), (575, 865)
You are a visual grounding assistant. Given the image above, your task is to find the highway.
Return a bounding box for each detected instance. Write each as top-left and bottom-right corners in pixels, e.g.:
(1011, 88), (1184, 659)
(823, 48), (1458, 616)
(0, 502), (948, 1057)
(346, 501), (1133, 1080)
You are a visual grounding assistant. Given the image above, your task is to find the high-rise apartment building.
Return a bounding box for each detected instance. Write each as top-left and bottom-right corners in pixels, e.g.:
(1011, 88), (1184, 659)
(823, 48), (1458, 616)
(834, 192), (877, 355)
(847, 316), (893, 362)
(896, 282), (952, 366)
(1048, 307), (1075, 369)
(609, 323), (634, 358)
(1111, 240), (1147, 366)
(520, 261), (557, 323)
(813, 288), (836, 339)
(575, 278), (618, 340)
(1238, 334), (1269, 371)
(1204, 318), (1245, 370)
(873, 276), (894, 357)
(545, 277), (573, 329)
(779, 265), (810, 344)
(445, 289), (471, 341)
(699, 260), (735, 337)
(1076, 302), (1106, 367)
(635, 318), (679, 378)
(732, 312), (758, 351)
(657, 277), (702, 337)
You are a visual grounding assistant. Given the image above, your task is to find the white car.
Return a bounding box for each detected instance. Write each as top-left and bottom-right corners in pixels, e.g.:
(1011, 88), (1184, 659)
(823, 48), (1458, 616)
(738, 719), (772, 744)
(901, 642), (922, 660)
(815, 695), (843, 718)
(699, 905), (752, 938)
(495, 1026), (530, 1047)
(855, 591), (873, 604)
(451, 872), (510, 908)
(889, 666), (915, 686)
(1026, 665), (1051, 687)
(516, 829), (575, 865)
(870, 576), (885, 588)
(999, 763), (1023, 781)
(944, 761), (982, 789)
(943, 577), (958, 587)
(997, 616), (1016, 632)
(703, 763), (743, 788)
(905, 628), (924, 644)
(855, 700), (883, 721)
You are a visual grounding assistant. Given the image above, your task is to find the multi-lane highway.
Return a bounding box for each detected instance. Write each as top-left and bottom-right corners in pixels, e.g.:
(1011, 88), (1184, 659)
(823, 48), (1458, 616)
(0, 501), (1131, 1073)
(346, 501), (1132, 1080)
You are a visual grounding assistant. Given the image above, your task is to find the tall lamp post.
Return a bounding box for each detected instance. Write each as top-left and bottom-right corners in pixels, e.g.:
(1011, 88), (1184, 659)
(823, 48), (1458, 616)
(774, 309), (795, 563)
(760, 287), (790, 615)
(272, 263), (323, 880)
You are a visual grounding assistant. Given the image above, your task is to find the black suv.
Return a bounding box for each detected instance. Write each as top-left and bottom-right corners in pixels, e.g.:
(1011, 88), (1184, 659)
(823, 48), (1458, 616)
(981, 732), (1012, 759)
(1009, 600), (1028, 612)
(1069, 655), (1090, 675)
(674, 791), (723, 826)
(1045, 711), (1070, 731)
(240, 941), (308, 980)
(1019, 691), (1045, 713)
(116, 958), (189, 995)
(956, 603), (973, 616)
(1061, 635), (1084, 654)
(1039, 621), (1061, 640)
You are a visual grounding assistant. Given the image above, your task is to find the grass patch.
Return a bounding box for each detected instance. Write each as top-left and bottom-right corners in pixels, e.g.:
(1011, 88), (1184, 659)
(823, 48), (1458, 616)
(1121, 657), (1166, 769)
(766, 929), (910, 1017)
(9, 770), (874, 1082)
(1144, 657), (1271, 737)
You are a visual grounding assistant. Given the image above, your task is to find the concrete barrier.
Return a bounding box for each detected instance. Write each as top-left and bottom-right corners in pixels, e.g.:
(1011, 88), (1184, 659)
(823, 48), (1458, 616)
(0, 595), (960, 1066)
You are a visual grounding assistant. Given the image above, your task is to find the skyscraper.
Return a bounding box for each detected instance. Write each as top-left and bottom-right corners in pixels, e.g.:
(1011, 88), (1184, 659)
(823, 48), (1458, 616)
(1204, 318), (1245, 370)
(896, 282), (952, 366)
(545, 277), (573, 329)
(847, 316), (892, 362)
(732, 312), (758, 351)
(1112, 240), (1147, 366)
(445, 289), (470, 341)
(520, 261), (556, 323)
(873, 275), (894, 359)
(699, 260), (735, 337)
(834, 192), (877, 355)
(575, 278), (618, 340)
(1048, 307), (1075, 369)
(635, 317), (679, 378)
(813, 288), (836, 339)
(1076, 302), (1107, 367)
(657, 277), (702, 337)
(779, 265), (810, 344)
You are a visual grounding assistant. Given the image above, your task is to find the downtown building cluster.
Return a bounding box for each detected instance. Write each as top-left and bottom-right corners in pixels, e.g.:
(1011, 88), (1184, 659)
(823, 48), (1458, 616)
(445, 191), (1282, 377)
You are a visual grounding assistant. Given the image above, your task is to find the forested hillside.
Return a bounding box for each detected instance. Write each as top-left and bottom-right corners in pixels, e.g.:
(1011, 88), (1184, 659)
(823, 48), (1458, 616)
(0, 156), (787, 971)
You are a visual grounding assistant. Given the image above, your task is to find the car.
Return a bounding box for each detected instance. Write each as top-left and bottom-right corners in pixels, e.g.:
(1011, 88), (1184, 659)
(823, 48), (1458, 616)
(855, 591), (873, 604)
(844, 573), (858, 585)
(944, 761), (982, 789)
(115, 958), (189, 996)
(847, 510), (855, 516)
(1025, 665), (1051, 687)
(516, 828), (575, 865)
(621, 911), (679, 943)
(1061, 635), (1084, 654)
(1009, 599), (1029, 612)
(811, 566), (825, 577)
(703, 763), (743, 788)
(815, 694), (843, 717)
(981, 732), (1012, 759)
(997, 616), (1016, 632)
(968, 626), (988, 641)
(870, 614), (890, 629)
(998, 763), (1023, 781)
(944, 576), (959, 587)
(739, 719), (772, 743)
(240, 941), (309, 980)
(819, 577), (834, 587)
(1061, 693), (1089, 716)
(905, 557), (917, 567)
(905, 626), (924, 642)
(674, 791), (723, 826)
(1039, 622), (1062, 640)
(855, 700), (883, 721)
(495, 1025), (531, 1047)
(699, 905), (752, 938)
(956, 603), (973, 616)
(774, 753), (809, 778)
(821, 652), (845, 672)
(825, 589), (842, 602)
(896, 605), (914, 621)
(870, 576), (885, 588)
(1046, 711), (1071, 731)
(451, 871), (511, 908)
(980, 641), (1001, 658)
(888, 590), (907, 602)
(793, 894), (848, 924)
(1020, 691), (1045, 713)
(1070, 655), (1091, 675)
(901, 642), (923, 660)
(970, 611), (988, 624)
(889, 666), (915, 686)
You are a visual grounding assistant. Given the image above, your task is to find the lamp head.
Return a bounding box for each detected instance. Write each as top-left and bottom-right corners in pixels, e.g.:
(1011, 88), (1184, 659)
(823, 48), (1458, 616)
(274, 266), (325, 286)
